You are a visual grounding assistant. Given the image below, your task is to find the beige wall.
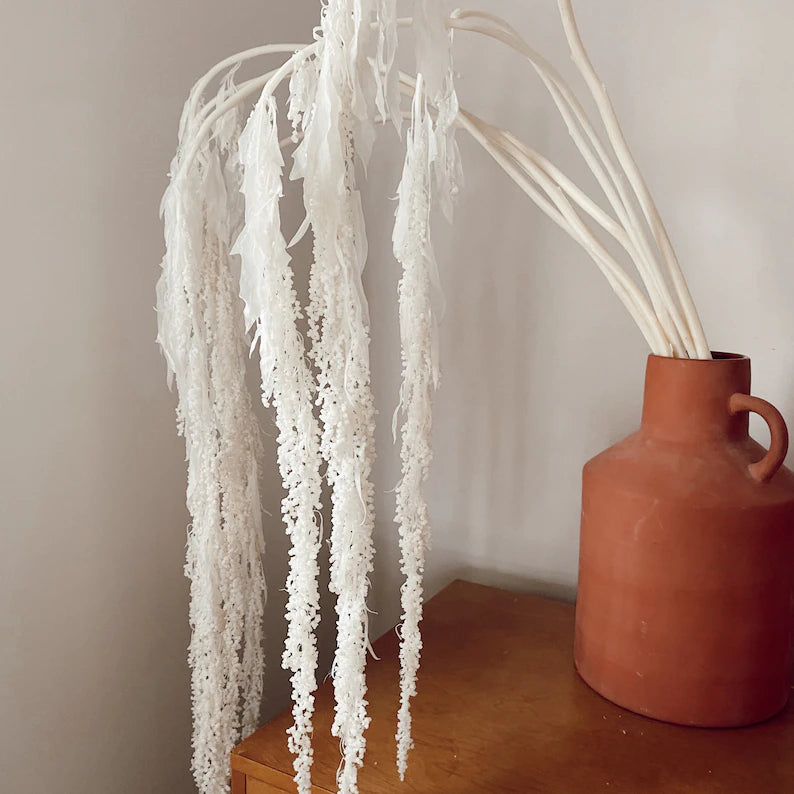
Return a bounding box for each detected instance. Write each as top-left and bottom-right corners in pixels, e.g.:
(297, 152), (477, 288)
(2, 1), (793, 792)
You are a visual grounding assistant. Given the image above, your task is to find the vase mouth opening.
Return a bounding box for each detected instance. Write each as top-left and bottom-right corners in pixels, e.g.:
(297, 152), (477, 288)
(649, 351), (749, 363)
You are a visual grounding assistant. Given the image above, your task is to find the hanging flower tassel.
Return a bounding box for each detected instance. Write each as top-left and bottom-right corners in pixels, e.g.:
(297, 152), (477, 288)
(205, 82), (269, 746)
(392, 74), (443, 780)
(157, 72), (266, 794)
(293, 2), (379, 791)
(233, 89), (324, 794)
(390, 4), (461, 775)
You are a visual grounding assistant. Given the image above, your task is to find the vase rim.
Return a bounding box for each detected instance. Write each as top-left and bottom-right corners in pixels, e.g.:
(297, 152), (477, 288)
(648, 351), (748, 363)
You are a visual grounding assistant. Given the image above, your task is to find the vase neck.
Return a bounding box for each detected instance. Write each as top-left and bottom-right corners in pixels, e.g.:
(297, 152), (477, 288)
(640, 353), (751, 443)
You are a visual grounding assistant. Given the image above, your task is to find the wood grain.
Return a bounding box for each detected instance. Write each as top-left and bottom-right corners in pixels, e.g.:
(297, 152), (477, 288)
(231, 768), (246, 794)
(232, 579), (794, 792)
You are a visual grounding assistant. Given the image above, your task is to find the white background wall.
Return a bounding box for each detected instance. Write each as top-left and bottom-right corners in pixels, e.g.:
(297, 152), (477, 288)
(2, 1), (793, 792)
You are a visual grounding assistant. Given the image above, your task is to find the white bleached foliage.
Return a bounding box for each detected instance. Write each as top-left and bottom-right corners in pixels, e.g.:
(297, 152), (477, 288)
(233, 91), (324, 794)
(157, 76), (266, 794)
(293, 3), (379, 792)
(392, 74), (443, 780)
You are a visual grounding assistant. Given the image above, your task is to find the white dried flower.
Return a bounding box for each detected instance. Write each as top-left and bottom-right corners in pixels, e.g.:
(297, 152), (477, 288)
(293, 2), (380, 791)
(234, 90), (324, 794)
(157, 76), (266, 794)
(392, 73), (443, 780)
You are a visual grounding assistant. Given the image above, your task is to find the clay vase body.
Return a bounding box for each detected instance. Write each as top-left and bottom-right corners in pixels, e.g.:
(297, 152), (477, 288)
(575, 352), (794, 726)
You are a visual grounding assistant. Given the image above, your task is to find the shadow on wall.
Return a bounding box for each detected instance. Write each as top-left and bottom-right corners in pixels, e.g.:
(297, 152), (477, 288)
(424, 120), (647, 600)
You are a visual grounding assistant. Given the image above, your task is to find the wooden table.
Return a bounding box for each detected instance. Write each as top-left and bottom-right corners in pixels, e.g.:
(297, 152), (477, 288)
(231, 580), (794, 792)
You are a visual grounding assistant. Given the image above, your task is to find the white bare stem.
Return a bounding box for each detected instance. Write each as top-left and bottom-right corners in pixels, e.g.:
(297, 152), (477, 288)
(176, 46), (673, 355)
(497, 130), (686, 357)
(171, 9), (705, 358)
(181, 43), (310, 138)
(449, 10), (695, 357)
(178, 42), (320, 177)
(512, 142), (628, 245)
(179, 18), (417, 139)
(450, 103), (669, 355)
(556, 0), (710, 358)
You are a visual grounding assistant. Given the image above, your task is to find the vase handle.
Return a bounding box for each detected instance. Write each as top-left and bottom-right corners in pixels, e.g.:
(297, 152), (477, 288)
(728, 393), (789, 483)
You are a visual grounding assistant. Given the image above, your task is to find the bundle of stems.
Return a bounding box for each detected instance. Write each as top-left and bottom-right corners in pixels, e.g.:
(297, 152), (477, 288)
(176, 3), (709, 360)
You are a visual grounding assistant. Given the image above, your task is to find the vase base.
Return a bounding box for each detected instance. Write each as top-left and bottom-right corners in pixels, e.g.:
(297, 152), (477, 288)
(574, 658), (791, 729)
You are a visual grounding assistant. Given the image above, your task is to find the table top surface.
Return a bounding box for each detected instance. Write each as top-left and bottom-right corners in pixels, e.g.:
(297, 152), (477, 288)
(232, 579), (794, 793)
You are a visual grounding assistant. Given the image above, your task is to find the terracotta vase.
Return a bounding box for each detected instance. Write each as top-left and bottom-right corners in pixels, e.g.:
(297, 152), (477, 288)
(574, 352), (794, 727)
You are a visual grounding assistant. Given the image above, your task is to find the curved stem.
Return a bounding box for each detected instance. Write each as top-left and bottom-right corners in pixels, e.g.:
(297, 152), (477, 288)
(450, 10), (695, 357)
(492, 138), (670, 354)
(498, 130), (685, 357)
(450, 13), (632, 237)
(180, 43), (310, 140)
(556, 0), (710, 358)
(180, 18), (417, 141)
(445, 101), (669, 354)
(168, 10), (703, 358)
(178, 43), (320, 177)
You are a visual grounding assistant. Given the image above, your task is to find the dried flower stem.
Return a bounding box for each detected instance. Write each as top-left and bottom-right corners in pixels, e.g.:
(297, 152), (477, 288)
(556, 0), (710, 358)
